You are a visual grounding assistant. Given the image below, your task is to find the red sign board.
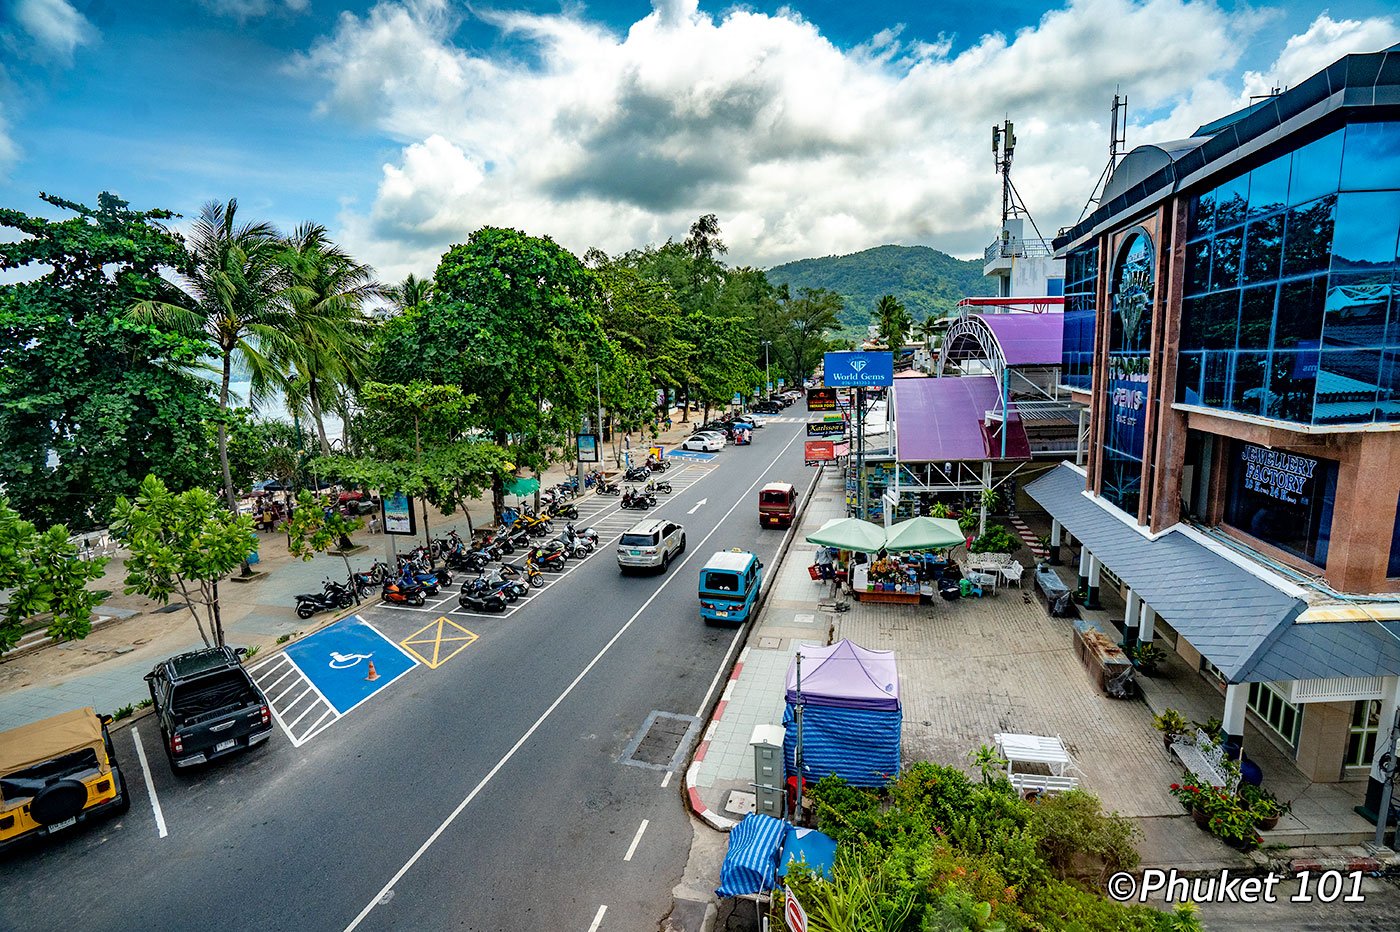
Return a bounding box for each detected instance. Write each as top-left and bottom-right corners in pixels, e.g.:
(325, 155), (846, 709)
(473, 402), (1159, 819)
(804, 440), (836, 465)
(785, 887), (808, 932)
(806, 387), (837, 411)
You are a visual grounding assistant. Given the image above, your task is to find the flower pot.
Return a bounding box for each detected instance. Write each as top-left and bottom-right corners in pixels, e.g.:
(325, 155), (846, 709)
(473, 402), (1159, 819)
(1257, 814), (1280, 831)
(1192, 806), (1210, 829)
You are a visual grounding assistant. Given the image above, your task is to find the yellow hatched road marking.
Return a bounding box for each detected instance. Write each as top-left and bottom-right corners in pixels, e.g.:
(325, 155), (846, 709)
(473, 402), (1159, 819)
(400, 616), (480, 669)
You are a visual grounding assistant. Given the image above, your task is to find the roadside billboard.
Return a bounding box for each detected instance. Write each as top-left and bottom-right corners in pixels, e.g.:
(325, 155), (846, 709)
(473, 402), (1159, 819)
(806, 421), (846, 438)
(807, 387), (837, 411)
(577, 433), (600, 463)
(804, 440), (836, 465)
(823, 351), (894, 388)
(382, 492), (416, 536)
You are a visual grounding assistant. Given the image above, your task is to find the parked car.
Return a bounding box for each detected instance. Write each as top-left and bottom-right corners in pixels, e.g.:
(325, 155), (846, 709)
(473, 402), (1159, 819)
(0, 707), (130, 854)
(682, 432), (725, 452)
(751, 400), (783, 414)
(145, 647), (272, 772)
(617, 518), (687, 573)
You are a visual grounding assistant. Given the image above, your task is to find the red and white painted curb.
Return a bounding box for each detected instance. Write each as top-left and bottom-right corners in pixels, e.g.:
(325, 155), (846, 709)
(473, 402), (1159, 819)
(1009, 514), (1047, 560)
(685, 647), (748, 832)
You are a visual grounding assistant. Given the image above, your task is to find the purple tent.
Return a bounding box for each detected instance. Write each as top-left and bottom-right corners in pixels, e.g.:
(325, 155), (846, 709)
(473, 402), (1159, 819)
(785, 639), (900, 711)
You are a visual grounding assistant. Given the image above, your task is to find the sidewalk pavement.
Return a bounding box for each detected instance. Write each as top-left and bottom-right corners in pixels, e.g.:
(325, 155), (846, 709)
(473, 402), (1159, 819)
(0, 414), (705, 730)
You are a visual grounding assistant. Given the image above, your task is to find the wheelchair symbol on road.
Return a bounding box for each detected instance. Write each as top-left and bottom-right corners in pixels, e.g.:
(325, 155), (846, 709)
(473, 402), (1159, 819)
(328, 651), (374, 669)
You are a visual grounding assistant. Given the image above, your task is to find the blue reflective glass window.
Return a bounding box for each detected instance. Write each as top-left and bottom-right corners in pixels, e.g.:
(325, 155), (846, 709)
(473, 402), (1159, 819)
(1238, 284), (1275, 350)
(1186, 239), (1211, 295)
(1189, 189), (1217, 239)
(1314, 348), (1381, 424)
(1323, 272), (1391, 350)
(1282, 195), (1336, 278)
(1212, 227), (1243, 291)
(1179, 294), (1207, 351)
(1288, 129), (1344, 205)
(1341, 122), (1400, 192)
(1177, 352), (1204, 404)
(1230, 352), (1269, 415)
(1379, 350), (1400, 424)
(1330, 191), (1400, 274)
(1215, 174), (1249, 230)
(1267, 351), (1317, 422)
(1047, 278), (1064, 297)
(1203, 289), (1241, 350)
(1249, 154), (1292, 218)
(1202, 351), (1229, 407)
(1243, 213), (1284, 285)
(1388, 492), (1400, 577)
(1275, 276), (1326, 348)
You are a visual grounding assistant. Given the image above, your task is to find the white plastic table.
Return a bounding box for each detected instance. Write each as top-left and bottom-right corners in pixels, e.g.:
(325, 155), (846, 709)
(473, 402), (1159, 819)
(994, 733), (1073, 777)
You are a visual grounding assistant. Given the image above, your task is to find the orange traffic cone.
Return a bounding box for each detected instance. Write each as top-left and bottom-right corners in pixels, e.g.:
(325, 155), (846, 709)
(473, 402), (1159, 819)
(365, 660), (380, 682)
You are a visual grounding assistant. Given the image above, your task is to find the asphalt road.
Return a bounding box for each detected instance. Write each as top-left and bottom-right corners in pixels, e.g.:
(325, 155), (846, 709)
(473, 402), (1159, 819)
(1, 417), (811, 932)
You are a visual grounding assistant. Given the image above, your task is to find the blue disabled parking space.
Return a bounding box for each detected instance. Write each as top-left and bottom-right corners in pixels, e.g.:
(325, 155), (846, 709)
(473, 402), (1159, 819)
(668, 450), (717, 462)
(283, 615), (418, 715)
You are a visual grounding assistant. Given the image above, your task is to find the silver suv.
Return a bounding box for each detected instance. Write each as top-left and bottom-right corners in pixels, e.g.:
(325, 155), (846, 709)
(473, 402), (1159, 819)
(617, 519), (686, 573)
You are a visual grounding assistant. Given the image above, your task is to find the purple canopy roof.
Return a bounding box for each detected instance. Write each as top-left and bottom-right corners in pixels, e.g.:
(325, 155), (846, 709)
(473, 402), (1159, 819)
(785, 639), (901, 711)
(893, 376), (1031, 462)
(981, 312), (1064, 366)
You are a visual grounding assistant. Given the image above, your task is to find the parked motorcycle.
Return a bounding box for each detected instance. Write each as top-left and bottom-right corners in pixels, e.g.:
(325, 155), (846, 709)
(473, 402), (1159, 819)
(547, 501), (579, 520)
(458, 586), (507, 613)
(645, 478), (672, 495)
(624, 465), (651, 482)
(470, 571), (527, 602)
(294, 579), (355, 619)
(568, 523), (600, 549)
(621, 488), (656, 510)
(596, 477), (621, 495)
(555, 525), (593, 559)
(381, 579), (427, 606)
(647, 457), (671, 472)
(527, 540), (569, 571)
(352, 561), (391, 597)
(501, 559), (546, 589)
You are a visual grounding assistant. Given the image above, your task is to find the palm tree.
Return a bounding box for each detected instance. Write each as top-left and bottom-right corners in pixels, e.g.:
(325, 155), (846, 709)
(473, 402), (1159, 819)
(388, 273), (433, 314)
(873, 294), (912, 350)
(266, 223), (382, 455)
(128, 199), (293, 528)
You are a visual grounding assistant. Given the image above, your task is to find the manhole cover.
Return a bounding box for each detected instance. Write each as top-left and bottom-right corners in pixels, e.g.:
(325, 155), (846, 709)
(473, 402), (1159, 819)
(621, 711), (701, 771)
(723, 791), (756, 816)
(794, 613), (815, 625)
(757, 636), (783, 649)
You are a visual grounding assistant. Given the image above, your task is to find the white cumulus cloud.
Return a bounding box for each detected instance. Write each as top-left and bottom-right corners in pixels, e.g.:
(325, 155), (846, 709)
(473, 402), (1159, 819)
(13, 0), (96, 61)
(1243, 13), (1400, 98)
(0, 104), (18, 179)
(296, 0), (1399, 283)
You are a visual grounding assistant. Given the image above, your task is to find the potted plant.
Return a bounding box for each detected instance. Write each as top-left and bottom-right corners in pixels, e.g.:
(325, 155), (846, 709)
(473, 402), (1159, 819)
(1169, 780), (1206, 818)
(1241, 784), (1290, 831)
(1131, 641), (1166, 676)
(1202, 791), (1262, 850)
(1153, 708), (1191, 750)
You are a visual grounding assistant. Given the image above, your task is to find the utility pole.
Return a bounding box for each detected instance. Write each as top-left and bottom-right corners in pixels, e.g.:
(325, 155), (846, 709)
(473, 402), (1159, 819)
(856, 387), (866, 519)
(762, 340), (772, 399)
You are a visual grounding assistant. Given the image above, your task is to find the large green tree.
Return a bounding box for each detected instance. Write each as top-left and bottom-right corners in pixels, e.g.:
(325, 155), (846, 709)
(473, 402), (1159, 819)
(373, 227), (610, 521)
(0, 498), (109, 653)
(0, 193), (218, 527)
(873, 293), (913, 350)
(778, 287), (844, 385)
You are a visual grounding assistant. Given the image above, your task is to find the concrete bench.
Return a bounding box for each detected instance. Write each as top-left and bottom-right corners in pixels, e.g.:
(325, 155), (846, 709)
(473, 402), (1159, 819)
(1009, 773), (1080, 797)
(1170, 728), (1238, 791)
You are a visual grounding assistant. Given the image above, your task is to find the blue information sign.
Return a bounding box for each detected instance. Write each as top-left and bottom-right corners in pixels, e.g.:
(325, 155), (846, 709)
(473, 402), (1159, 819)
(822, 351), (894, 388)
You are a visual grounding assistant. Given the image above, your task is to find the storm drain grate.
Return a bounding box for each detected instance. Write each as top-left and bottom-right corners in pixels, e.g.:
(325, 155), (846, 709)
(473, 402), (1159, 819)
(621, 711), (701, 771)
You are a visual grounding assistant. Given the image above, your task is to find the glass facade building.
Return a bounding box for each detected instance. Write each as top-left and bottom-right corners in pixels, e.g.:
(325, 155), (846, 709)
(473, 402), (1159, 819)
(1061, 244), (1098, 390)
(1175, 121), (1400, 425)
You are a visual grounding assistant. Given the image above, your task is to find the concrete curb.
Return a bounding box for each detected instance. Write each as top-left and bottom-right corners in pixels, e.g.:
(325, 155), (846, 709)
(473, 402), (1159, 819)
(683, 462), (826, 834)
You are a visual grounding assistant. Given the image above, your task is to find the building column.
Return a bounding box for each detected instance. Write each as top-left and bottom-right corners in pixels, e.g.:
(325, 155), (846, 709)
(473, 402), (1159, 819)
(1077, 547), (1090, 596)
(1122, 589), (1141, 650)
(1365, 676), (1400, 823)
(1049, 519), (1062, 565)
(1222, 683), (1247, 761)
(1139, 603), (1156, 643)
(1085, 554), (1102, 610)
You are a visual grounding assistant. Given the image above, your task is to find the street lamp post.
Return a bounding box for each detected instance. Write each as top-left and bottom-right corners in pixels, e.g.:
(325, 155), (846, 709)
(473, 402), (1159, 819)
(761, 340), (771, 399)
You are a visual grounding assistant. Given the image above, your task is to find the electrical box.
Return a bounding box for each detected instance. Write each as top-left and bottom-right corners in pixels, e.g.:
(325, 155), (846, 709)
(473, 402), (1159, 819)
(751, 724), (786, 818)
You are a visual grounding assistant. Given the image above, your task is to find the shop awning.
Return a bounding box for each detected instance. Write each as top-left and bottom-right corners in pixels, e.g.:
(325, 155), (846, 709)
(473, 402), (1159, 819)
(893, 377), (1030, 462)
(806, 518), (886, 553)
(883, 517), (964, 552)
(504, 476), (540, 497)
(1025, 463), (1400, 684)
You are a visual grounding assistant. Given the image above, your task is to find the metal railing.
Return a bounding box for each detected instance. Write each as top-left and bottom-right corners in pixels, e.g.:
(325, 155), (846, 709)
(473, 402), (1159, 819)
(984, 237), (1056, 263)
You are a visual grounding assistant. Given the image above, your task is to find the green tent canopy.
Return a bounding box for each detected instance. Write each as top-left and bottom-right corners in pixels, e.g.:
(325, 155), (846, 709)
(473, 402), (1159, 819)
(504, 476), (540, 497)
(882, 517), (965, 553)
(805, 517), (886, 554)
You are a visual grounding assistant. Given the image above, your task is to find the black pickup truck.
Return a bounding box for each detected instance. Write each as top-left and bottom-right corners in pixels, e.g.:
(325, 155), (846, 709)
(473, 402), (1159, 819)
(145, 646), (273, 771)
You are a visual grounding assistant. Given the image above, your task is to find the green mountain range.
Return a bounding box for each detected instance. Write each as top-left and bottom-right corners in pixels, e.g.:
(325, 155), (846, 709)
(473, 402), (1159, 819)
(766, 244), (993, 327)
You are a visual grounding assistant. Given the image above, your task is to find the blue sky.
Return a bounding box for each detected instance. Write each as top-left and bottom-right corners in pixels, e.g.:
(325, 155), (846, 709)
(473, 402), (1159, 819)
(2, 0), (1397, 281)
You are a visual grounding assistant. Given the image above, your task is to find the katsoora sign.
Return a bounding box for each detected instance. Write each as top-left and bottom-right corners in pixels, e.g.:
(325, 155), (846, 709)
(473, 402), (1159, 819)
(806, 420), (846, 438)
(823, 351), (894, 388)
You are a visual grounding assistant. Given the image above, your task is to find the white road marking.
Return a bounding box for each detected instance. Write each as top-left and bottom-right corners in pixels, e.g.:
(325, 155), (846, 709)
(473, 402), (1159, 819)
(342, 429), (805, 932)
(623, 819), (649, 862)
(686, 499), (707, 514)
(587, 905), (607, 932)
(262, 666), (297, 693)
(130, 727), (168, 839)
(660, 771), (672, 789)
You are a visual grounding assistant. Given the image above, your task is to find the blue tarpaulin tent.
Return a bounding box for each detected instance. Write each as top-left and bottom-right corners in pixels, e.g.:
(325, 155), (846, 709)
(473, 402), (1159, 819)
(784, 640), (902, 787)
(716, 814), (787, 898)
(777, 826), (837, 881)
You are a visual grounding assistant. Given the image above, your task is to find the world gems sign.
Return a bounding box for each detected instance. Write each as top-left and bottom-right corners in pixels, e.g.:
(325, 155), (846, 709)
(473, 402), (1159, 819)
(1239, 443), (1318, 505)
(823, 351), (894, 387)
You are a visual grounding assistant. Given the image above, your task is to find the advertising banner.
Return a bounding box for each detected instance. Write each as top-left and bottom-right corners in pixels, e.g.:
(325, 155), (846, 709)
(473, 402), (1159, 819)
(806, 421), (846, 437)
(382, 491), (416, 536)
(807, 387), (837, 411)
(823, 351), (895, 388)
(577, 433), (600, 463)
(833, 441), (850, 457)
(804, 440), (836, 465)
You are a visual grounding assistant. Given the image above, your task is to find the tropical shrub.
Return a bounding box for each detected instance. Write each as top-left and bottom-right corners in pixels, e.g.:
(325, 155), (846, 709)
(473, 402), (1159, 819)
(970, 525), (1019, 554)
